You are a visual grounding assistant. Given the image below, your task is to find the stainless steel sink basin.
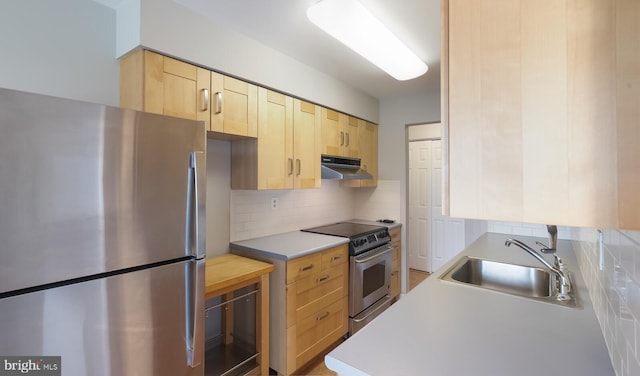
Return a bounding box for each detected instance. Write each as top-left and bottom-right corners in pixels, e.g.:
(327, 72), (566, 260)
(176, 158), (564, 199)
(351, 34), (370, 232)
(440, 256), (579, 308)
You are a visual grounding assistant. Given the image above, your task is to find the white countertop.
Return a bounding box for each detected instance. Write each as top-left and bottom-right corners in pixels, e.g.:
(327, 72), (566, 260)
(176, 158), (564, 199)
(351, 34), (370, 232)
(229, 231), (349, 260)
(325, 233), (614, 376)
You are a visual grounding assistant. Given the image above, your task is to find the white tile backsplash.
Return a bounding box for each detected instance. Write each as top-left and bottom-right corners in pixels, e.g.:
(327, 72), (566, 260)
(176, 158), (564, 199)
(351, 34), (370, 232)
(229, 180), (403, 242)
(572, 228), (640, 376)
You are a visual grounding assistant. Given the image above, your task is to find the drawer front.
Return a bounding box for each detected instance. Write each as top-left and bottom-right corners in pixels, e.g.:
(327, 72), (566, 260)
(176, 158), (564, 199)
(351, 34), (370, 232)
(389, 227), (401, 241)
(321, 245), (347, 270)
(392, 244), (400, 270)
(295, 268), (347, 323)
(390, 268), (400, 298)
(287, 253), (322, 284)
(286, 263), (347, 327)
(294, 296), (348, 370)
(295, 262), (345, 297)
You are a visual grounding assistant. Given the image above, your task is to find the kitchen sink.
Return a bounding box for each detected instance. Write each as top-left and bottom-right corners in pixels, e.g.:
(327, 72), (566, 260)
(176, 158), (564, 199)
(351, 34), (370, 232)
(439, 256), (579, 308)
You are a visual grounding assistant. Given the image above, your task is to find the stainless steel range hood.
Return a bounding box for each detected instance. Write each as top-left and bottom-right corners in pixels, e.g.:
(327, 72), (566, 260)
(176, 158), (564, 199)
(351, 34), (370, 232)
(321, 155), (373, 180)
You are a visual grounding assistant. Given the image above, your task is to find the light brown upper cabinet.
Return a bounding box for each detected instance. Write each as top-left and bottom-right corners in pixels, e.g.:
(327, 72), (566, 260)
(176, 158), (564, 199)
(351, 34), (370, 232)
(210, 72), (258, 137)
(293, 99), (322, 189)
(120, 49), (210, 125)
(320, 108), (359, 158)
(231, 89), (320, 190)
(342, 121), (378, 188)
(120, 50), (257, 138)
(442, 0), (640, 230)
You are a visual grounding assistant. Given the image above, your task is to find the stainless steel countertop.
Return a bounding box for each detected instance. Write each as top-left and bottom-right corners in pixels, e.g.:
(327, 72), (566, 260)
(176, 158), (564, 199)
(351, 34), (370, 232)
(325, 232), (614, 376)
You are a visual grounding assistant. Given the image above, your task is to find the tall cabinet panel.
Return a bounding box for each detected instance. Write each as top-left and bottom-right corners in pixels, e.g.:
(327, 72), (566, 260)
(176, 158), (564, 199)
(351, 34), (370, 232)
(443, 0), (640, 229)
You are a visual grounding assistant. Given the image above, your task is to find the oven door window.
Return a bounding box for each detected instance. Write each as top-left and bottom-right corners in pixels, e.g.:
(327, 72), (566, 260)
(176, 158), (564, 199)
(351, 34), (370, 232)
(362, 261), (387, 298)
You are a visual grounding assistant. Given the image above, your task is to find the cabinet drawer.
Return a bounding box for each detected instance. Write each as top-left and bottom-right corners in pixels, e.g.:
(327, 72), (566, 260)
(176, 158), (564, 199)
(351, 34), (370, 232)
(286, 263), (347, 327)
(287, 253), (322, 284)
(389, 227), (401, 240)
(321, 245), (347, 270)
(293, 296), (348, 370)
(390, 268), (400, 298)
(391, 245), (400, 270)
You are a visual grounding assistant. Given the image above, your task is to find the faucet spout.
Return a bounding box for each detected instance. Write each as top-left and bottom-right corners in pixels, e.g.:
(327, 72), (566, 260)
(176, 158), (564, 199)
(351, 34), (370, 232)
(505, 238), (571, 300)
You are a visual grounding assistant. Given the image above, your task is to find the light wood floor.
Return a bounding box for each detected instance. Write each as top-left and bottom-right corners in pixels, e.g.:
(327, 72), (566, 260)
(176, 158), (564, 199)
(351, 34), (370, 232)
(297, 269), (431, 376)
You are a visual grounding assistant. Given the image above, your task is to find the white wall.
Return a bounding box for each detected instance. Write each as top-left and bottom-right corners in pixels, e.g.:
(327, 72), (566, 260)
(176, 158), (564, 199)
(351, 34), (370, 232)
(115, 0), (379, 123)
(377, 90), (441, 292)
(0, 0), (119, 106)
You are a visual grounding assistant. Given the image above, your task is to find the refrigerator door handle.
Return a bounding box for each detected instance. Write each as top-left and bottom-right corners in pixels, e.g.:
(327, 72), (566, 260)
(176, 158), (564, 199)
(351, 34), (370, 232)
(187, 151), (206, 260)
(186, 259), (205, 367)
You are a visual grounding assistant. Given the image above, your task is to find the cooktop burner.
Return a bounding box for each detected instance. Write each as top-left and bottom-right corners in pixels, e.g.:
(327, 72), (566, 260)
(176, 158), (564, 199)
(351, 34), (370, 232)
(301, 222), (390, 255)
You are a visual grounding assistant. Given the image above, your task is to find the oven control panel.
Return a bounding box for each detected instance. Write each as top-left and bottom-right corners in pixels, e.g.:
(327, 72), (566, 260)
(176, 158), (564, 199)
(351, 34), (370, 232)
(351, 229), (391, 255)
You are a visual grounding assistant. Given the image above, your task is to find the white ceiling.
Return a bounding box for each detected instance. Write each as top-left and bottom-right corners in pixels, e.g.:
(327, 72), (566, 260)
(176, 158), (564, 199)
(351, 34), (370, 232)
(97, 0), (442, 100)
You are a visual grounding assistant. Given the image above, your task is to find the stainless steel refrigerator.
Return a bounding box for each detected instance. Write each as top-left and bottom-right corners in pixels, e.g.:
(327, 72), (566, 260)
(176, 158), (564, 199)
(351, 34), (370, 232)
(0, 88), (206, 375)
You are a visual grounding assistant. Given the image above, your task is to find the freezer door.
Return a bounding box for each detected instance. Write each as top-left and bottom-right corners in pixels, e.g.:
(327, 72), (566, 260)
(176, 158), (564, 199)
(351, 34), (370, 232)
(0, 88), (206, 294)
(0, 259), (205, 376)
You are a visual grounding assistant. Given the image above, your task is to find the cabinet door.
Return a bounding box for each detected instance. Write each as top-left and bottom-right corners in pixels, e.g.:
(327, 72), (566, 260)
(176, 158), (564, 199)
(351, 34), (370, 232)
(120, 50), (210, 125)
(293, 100), (321, 189)
(257, 88), (294, 189)
(320, 108), (347, 156)
(344, 116), (360, 158)
(444, 0), (636, 229)
(211, 72), (258, 137)
(360, 122), (378, 188)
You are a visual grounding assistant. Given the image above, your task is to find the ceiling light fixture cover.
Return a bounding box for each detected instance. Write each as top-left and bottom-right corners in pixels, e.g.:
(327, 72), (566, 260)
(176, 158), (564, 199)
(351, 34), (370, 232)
(307, 0), (428, 81)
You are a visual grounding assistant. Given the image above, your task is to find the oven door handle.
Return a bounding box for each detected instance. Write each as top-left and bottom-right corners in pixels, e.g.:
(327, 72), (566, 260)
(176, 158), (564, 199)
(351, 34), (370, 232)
(354, 245), (393, 264)
(352, 295), (392, 323)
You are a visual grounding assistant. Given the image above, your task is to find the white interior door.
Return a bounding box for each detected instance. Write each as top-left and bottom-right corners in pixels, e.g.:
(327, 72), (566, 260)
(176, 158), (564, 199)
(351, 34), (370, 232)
(408, 140), (431, 271)
(430, 140), (465, 271)
(409, 139), (466, 272)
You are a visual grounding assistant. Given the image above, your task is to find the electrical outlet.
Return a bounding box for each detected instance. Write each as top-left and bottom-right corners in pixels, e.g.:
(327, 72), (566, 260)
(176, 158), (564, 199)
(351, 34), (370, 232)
(271, 198), (278, 210)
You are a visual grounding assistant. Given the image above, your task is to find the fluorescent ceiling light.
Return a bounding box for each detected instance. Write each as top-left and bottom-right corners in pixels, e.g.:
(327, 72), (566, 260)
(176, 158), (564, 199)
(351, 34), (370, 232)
(307, 0), (428, 81)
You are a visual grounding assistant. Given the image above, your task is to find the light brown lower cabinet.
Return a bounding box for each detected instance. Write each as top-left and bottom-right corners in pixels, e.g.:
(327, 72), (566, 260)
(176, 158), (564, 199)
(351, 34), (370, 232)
(389, 227), (401, 301)
(232, 244), (348, 376)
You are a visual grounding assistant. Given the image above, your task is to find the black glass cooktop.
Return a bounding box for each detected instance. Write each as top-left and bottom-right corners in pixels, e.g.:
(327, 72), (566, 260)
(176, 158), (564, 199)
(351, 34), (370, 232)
(301, 222), (385, 238)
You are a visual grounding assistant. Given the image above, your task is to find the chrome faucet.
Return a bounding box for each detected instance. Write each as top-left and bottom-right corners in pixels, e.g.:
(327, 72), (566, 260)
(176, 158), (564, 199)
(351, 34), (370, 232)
(504, 238), (572, 301)
(535, 225), (562, 269)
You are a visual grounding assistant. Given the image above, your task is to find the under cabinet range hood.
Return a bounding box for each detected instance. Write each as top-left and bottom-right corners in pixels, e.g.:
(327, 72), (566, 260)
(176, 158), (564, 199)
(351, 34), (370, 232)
(321, 154), (373, 180)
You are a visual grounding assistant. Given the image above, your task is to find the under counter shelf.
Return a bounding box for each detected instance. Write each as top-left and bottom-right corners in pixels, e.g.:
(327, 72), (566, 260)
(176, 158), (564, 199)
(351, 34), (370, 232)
(205, 254), (274, 376)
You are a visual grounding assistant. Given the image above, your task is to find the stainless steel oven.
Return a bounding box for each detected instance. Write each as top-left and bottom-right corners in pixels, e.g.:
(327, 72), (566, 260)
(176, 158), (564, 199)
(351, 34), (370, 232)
(349, 243), (392, 316)
(301, 222), (393, 335)
(349, 243), (392, 334)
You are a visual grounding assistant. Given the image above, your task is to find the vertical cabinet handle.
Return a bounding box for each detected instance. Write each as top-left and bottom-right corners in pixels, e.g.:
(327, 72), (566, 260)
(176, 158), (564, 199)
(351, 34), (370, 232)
(345, 132), (350, 147)
(340, 131), (344, 146)
(288, 158), (294, 176)
(214, 92), (222, 114)
(201, 89), (209, 111)
(296, 159), (301, 176)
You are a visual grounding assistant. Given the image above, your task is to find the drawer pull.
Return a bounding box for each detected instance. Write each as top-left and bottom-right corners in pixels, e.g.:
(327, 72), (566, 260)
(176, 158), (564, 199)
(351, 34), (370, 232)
(316, 311), (330, 321)
(299, 264), (314, 272)
(316, 275), (330, 283)
(330, 255), (342, 262)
